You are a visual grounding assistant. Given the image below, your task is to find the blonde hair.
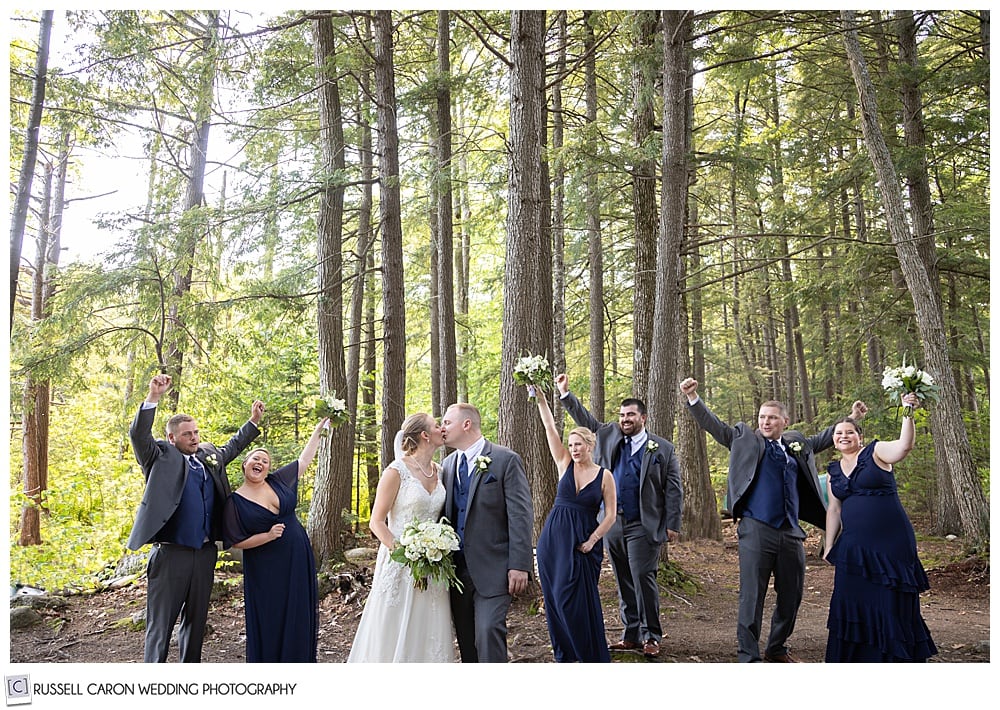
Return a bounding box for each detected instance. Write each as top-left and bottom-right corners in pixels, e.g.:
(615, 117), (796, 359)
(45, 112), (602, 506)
(568, 427), (596, 449)
(241, 448), (271, 472)
(399, 413), (435, 454)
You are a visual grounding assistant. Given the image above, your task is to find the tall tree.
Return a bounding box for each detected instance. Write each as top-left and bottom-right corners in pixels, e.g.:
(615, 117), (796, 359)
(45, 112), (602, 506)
(308, 13), (353, 563)
(841, 10), (988, 546)
(10, 10), (53, 331)
(435, 10), (459, 415)
(645, 10), (690, 439)
(374, 10), (407, 471)
(631, 10), (659, 400)
(501, 10), (555, 539)
(582, 11), (606, 417)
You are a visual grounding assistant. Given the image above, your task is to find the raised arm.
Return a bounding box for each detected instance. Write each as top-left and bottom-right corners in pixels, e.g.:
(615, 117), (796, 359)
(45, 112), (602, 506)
(533, 388), (570, 472)
(298, 418), (330, 473)
(873, 393), (918, 467)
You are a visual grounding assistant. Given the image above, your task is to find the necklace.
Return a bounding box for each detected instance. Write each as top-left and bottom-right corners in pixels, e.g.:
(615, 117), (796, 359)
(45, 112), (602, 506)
(408, 455), (435, 479)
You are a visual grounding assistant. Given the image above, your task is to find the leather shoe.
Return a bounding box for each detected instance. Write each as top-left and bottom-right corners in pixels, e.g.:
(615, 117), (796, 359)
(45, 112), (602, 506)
(763, 651), (800, 663)
(608, 640), (641, 651)
(642, 639), (660, 658)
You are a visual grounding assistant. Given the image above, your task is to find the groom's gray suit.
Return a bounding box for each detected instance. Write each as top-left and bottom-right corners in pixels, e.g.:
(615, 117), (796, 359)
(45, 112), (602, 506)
(686, 397), (831, 661)
(443, 440), (533, 662)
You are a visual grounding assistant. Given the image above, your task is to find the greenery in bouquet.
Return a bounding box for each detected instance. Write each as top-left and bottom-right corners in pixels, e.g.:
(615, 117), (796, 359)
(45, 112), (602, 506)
(389, 518), (463, 592)
(309, 393), (350, 434)
(513, 354), (552, 399)
(881, 362), (940, 416)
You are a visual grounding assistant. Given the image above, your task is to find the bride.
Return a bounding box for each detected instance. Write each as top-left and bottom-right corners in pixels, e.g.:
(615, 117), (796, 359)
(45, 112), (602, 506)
(347, 413), (455, 662)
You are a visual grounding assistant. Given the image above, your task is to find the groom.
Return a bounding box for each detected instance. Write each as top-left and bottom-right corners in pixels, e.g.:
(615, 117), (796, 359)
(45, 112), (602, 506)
(440, 403), (534, 663)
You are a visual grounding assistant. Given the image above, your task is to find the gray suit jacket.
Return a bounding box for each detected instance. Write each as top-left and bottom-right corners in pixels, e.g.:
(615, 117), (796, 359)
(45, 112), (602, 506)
(685, 398), (831, 529)
(562, 392), (683, 543)
(443, 440), (534, 598)
(127, 405), (261, 550)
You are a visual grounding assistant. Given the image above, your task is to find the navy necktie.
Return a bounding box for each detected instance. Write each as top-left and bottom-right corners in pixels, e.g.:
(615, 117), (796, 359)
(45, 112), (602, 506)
(766, 439), (786, 463)
(189, 455), (206, 481)
(458, 454), (470, 490)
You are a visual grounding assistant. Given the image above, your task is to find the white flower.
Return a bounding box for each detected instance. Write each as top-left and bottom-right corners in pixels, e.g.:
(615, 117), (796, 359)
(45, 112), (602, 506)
(475, 455), (491, 472)
(205, 453), (219, 468)
(646, 440), (659, 453)
(788, 441), (802, 454)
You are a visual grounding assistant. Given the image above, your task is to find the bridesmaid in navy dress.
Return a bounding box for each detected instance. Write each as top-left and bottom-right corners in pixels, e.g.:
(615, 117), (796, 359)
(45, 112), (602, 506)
(531, 386), (617, 662)
(223, 418), (328, 662)
(823, 392), (937, 662)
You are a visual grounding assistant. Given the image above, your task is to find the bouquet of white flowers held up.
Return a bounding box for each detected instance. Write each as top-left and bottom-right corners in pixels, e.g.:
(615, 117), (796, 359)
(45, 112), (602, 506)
(389, 518), (463, 592)
(881, 362), (940, 416)
(309, 393), (350, 435)
(513, 354), (553, 399)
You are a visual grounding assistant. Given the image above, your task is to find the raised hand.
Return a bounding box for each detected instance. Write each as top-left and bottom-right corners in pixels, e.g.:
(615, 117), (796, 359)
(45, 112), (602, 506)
(555, 373), (569, 395)
(250, 400), (266, 425)
(679, 377), (699, 400)
(850, 400), (869, 420)
(147, 374), (172, 403)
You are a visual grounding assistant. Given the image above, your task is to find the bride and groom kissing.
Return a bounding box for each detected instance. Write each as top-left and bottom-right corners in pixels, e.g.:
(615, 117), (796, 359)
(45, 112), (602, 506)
(347, 403), (533, 663)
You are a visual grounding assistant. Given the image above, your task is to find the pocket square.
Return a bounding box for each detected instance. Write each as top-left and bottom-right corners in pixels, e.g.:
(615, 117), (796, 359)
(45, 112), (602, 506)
(482, 473), (496, 484)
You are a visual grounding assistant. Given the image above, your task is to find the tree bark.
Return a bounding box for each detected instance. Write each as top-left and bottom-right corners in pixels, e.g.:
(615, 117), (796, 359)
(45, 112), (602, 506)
(502, 10), (555, 541)
(10, 10), (53, 332)
(646, 10), (690, 439)
(373, 10), (407, 472)
(308, 14), (353, 563)
(582, 11), (605, 417)
(550, 11), (568, 432)
(842, 9), (989, 546)
(631, 10), (658, 400)
(436, 10), (458, 416)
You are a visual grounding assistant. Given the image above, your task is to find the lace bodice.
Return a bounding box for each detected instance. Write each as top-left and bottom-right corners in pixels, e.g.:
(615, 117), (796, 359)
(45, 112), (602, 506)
(385, 459), (446, 538)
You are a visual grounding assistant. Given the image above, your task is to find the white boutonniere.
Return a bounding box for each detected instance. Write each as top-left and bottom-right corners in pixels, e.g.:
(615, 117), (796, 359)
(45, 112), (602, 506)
(787, 441), (802, 455)
(474, 455), (491, 472)
(646, 440), (659, 453)
(205, 453), (219, 468)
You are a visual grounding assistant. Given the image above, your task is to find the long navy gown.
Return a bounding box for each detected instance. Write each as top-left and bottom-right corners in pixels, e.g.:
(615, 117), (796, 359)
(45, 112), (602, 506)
(223, 462), (318, 662)
(825, 442), (937, 662)
(536, 462), (610, 662)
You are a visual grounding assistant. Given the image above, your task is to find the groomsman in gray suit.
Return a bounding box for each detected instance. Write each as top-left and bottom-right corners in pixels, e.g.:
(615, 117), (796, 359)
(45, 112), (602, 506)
(680, 376), (866, 662)
(441, 403), (534, 663)
(557, 374), (683, 659)
(128, 373), (263, 662)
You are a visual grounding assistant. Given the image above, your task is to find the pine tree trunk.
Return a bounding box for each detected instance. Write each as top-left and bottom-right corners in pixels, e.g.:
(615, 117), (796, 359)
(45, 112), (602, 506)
(436, 10), (458, 415)
(646, 9), (690, 438)
(631, 10), (658, 400)
(373, 9), (407, 471)
(550, 11), (568, 432)
(10, 10), (52, 331)
(842, 10), (989, 546)
(502, 10), (555, 542)
(308, 14), (353, 563)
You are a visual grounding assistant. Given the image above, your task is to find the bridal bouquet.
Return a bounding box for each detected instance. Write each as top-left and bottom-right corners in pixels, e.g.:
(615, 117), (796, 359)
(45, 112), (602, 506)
(309, 393), (350, 435)
(513, 354), (552, 399)
(881, 362), (940, 416)
(390, 518), (463, 592)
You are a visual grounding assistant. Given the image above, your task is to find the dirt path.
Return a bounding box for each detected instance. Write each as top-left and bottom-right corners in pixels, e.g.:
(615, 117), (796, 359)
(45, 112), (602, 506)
(9, 526), (989, 664)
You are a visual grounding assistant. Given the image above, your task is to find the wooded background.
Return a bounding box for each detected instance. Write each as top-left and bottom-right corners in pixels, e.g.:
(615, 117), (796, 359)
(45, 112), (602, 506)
(8, 10), (989, 590)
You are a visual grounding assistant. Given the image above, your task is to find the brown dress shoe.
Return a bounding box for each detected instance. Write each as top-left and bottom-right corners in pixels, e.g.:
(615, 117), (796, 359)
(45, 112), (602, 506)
(763, 651), (800, 663)
(608, 640), (641, 651)
(642, 639), (660, 658)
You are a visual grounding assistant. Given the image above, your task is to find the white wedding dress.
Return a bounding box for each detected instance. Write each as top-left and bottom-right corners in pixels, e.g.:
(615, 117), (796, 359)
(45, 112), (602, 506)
(347, 460), (455, 662)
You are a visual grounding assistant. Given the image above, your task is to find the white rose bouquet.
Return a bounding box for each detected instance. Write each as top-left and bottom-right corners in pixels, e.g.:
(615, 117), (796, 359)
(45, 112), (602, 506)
(513, 354), (553, 399)
(881, 362), (940, 416)
(390, 517), (463, 592)
(309, 393), (350, 435)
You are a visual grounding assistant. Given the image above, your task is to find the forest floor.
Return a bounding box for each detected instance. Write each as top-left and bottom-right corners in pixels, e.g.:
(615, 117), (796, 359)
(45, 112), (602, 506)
(9, 520), (989, 665)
